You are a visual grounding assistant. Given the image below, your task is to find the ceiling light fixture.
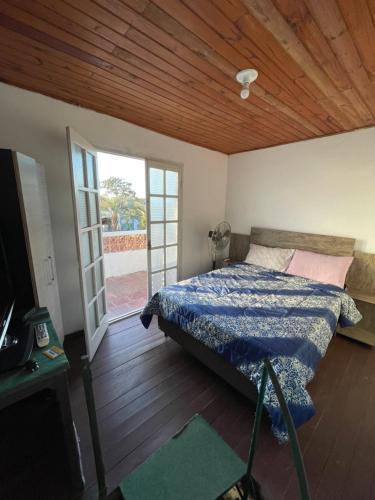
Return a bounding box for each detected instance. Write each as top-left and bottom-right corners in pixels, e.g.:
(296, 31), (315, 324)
(235, 69), (258, 99)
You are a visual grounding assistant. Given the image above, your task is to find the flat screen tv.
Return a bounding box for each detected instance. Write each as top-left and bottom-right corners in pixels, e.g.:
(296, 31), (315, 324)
(0, 230), (15, 349)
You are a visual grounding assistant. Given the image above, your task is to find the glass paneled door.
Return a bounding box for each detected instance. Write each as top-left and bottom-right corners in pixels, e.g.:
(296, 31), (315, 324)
(67, 127), (109, 361)
(146, 161), (182, 297)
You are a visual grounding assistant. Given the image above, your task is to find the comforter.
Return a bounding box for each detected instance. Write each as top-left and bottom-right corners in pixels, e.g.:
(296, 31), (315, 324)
(141, 263), (361, 441)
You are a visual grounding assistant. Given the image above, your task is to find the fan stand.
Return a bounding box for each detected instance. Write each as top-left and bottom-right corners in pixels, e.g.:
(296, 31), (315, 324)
(212, 250), (216, 270)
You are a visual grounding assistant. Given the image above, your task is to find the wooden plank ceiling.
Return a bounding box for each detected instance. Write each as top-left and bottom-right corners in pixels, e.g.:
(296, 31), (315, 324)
(0, 0), (374, 154)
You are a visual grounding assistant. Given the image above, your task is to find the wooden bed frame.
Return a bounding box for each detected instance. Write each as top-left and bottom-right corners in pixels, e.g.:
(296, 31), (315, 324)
(158, 227), (356, 404)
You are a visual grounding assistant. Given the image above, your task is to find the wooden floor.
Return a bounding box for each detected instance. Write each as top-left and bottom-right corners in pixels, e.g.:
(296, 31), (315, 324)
(65, 315), (375, 500)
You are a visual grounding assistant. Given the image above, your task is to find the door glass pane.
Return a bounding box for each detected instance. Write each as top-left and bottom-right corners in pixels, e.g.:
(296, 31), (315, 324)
(92, 229), (100, 260)
(150, 197), (164, 221)
(151, 248), (164, 272)
(166, 267), (177, 286)
(166, 245), (177, 268)
(149, 168), (164, 194)
(82, 232), (92, 267)
(98, 291), (105, 321)
(73, 144), (85, 187)
(166, 170), (178, 195)
(89, 192), (98, 225)
(79, 191), (89, 228)
(152, 271), (164, 295)
(88, 302), (97, 334)
(166, 198), (178, 221)
(147, 166), (180, 300)
(166, 223), (178, 245)
(151, 223), (164, 248)
(95, 260), (104, 291)
(86, 153), (96, 189)
(86, 268), (95, 301)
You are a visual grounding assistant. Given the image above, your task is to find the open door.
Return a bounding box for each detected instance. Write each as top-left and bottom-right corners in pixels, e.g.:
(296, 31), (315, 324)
(67, 127), (108, 360)
(146, 160), (182, 297)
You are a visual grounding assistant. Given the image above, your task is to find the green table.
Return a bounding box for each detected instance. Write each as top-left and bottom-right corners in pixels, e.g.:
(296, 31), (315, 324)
(0, 309), (84, 493)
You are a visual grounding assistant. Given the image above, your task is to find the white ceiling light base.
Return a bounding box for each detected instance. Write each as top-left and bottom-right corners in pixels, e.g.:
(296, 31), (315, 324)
(235, 69), (258, 99)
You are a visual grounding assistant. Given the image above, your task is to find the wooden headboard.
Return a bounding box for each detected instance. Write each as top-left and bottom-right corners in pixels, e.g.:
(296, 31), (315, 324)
(346, 251), (375, 296)
(229, 227), (375, 304)
(229, 227), (356, 261)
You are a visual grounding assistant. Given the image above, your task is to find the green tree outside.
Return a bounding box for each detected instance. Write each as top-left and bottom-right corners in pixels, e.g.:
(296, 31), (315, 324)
(100, 176), (146, 231)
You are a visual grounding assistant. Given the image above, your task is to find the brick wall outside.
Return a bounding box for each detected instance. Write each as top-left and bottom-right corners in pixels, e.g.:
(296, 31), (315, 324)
(103, 232), (147, 253)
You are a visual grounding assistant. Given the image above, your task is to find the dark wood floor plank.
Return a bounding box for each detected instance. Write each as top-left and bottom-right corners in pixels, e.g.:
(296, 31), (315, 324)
(279, 336), (357, 498)
(313, 345), (375, 500)
(93, 343), (189, 408)
(107, 382), (250, 493)
(99, 361), (209, 442)
(298, 346), (359, 499)
(93, 337), (179, 387)
(91, 333), (167, 379)
(107, 314), (147, 332)
(103, 373), (218, 470)
(106, 379), (224, 492)
(97, 352), (194, 422)
(342, 373), (375, 499)
(105, 313), (144, 336)
(93, 321), (159, 361)
(92, 330), (165, 374)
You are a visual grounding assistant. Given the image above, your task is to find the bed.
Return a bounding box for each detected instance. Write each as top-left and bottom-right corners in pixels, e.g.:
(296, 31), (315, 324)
(141, 228), (362, 440)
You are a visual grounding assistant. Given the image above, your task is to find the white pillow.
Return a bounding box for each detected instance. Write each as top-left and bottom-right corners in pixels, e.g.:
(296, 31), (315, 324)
(245, 243), (295, 272)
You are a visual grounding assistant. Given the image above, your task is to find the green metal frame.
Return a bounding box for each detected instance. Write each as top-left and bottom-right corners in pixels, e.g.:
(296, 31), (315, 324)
(81, 355), (311, 500)
(243, 359), (311, 500)
(81, 355), (108, 499)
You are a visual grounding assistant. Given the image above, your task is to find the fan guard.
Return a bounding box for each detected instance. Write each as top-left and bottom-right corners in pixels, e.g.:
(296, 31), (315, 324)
(208, 221), (231, 269)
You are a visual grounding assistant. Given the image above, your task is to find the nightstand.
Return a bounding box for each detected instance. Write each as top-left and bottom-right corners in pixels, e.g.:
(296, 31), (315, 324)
(336, 289), (375, 346)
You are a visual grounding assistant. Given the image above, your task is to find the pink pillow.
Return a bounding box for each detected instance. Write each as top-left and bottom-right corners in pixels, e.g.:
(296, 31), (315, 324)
(286, 250), (353, 288)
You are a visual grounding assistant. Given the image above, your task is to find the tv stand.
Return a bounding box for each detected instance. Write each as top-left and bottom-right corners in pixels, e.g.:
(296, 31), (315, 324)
(0, 309), (84, 494)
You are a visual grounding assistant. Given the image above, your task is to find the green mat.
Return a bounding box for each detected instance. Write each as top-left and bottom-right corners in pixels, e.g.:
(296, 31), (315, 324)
(120, 415), (247, 500)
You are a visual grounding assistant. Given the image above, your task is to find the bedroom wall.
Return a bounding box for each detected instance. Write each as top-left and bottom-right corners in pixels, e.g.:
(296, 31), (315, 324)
(226, 127), (375, 253)
(0, 82), (228, 336)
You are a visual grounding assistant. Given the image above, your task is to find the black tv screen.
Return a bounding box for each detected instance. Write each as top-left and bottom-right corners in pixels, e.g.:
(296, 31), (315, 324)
(0, 231), (15, 348)
(0, 149), (35, 317)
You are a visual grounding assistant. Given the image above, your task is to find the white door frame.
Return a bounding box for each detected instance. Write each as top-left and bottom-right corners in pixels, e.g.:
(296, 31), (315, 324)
(67, 127), (109, 360)
(146, 160), (183, 297)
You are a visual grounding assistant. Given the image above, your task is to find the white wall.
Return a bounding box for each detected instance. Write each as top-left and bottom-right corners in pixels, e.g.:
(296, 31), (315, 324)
(226, 127), (375, 253)
(0, 83), (228, 335)
(104, 250), (147, 278)
(103, 231), (147, 277)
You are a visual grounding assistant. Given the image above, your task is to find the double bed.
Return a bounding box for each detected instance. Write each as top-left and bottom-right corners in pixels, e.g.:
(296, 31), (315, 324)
(141, 228), (362, 441)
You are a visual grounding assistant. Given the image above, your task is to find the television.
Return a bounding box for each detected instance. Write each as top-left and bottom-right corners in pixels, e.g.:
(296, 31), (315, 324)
(0, 230), (15, 349)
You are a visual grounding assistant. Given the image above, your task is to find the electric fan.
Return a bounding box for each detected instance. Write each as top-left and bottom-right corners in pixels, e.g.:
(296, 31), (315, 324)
(208, 221), (231, 270)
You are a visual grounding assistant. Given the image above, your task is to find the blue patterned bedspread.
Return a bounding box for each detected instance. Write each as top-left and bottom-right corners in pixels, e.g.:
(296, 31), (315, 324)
(141, 263), (361, 441)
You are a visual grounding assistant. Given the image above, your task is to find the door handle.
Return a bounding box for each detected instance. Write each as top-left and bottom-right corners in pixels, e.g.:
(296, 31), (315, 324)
(48, 256), (55, 282)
